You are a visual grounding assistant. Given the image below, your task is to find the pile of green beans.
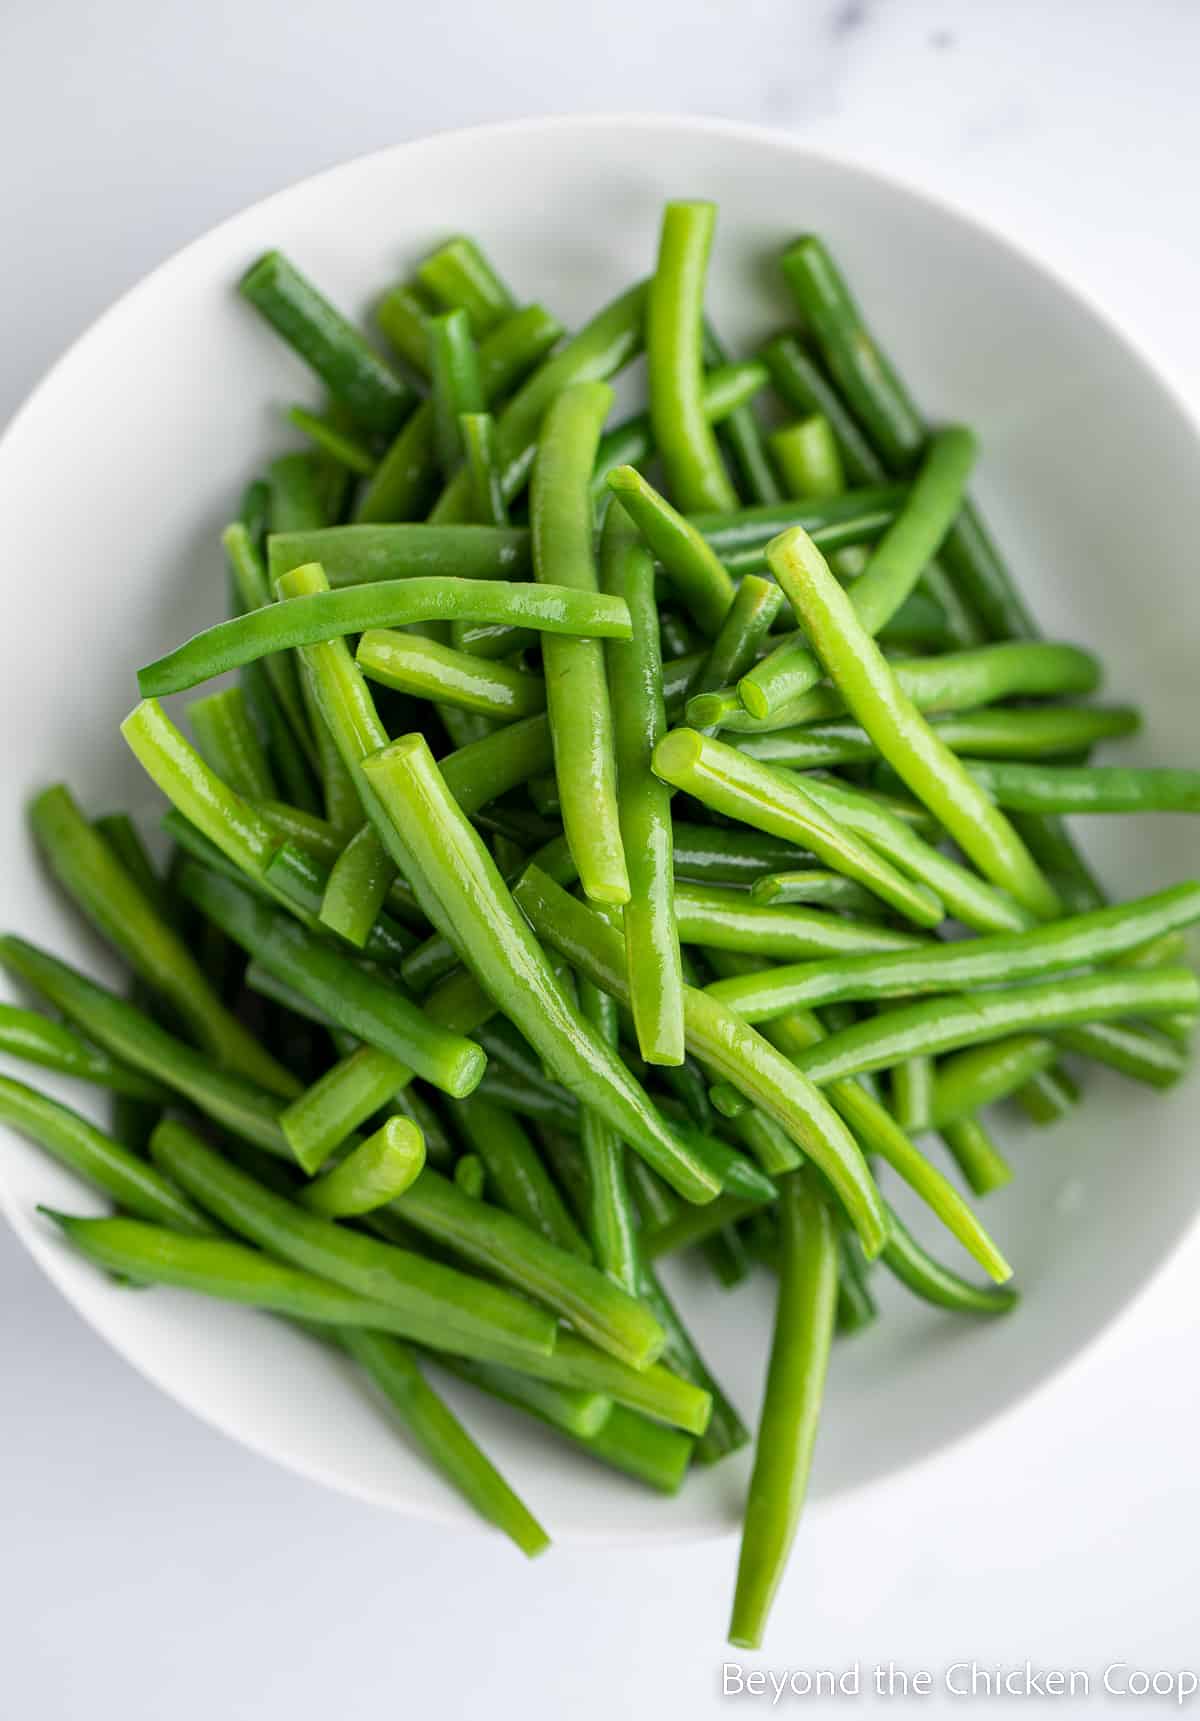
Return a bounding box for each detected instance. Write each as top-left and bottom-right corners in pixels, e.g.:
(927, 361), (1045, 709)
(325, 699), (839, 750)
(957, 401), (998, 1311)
(3, 207), (1196, 1650)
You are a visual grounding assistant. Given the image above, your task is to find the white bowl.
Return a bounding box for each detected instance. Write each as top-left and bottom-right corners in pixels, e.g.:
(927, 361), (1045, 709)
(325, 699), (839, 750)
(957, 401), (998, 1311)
(2, 115), (1199, 1545)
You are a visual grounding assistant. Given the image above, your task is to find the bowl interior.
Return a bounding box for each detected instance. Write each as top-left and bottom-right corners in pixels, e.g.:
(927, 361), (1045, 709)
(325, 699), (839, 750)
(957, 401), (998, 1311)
(2, 116), (1198, 1543)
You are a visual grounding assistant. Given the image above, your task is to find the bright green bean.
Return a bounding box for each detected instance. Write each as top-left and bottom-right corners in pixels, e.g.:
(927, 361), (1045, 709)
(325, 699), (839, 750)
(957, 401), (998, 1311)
(357, 628), (545, 721)
(450, 1092), (589, 1258)
(0, 1003), (165, 1100)
(299, 1117), (425, 1216)
(941, 1115), (1012, 1196)
(673, 880), (924, 962)
(606, 465), (734, 637)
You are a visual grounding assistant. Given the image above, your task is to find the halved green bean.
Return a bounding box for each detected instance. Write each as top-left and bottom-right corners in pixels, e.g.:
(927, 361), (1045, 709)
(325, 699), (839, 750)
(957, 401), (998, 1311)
(941, 1115), (1012, 1196)
(749, 872), (886, 914)
(239, 250), (415, 435)
(652, 730), (943, 928)
(152, 1119), (555, 1360)
(188, 687), (277, 800)
(29, 783), (300, 1097)
(319, 823), (396, 950)
(357, 628), (545, 721)
(954, 760), (1200, 815)
(739, 428), (977, 717)
(532, 381), (629, 905)
(417, 236), (516, 336)
(428, 308), (484, 478)
(600, 505), (685, 1064)
(450, 1092), (589, 1258)
(673, 881), (923, 962)
(791, 772), (1031, 935)
(881, 1206), (1020, 1318)
(769, 526), (1061, 919)
(734, 705), (1141, 770)
(512, 867), (888, 1258)
(0, 1078), (206, 1230)
(0, 1003), (166, 1100)
(647, 202), (737, 512)
(138, 574), (631, 697)
(394, 1167), (663, 1369)
(708, 639), (1103, 734)
(300, 1117), (425, 1216)
(430, 281), (647, 523)
(789, 968), (1196, 1087)
(281, 1043), (406, 1172)
(607, 465), (734, 637)
(671, 823), (811, 886)
(359, 735), (720, 1205)
(728, 1168), (837, 1650)
(702, 883), (1200, 1022)
(176, 863), (484, 1099)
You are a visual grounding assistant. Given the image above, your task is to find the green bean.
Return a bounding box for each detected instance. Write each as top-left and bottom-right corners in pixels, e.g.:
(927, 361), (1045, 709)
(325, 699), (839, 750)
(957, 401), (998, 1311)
(703, 1226), (752, 1288)
(430, 281), (647, 523)
(606, 465), (734, 637)
(0, 1003), (169, 1104)
(671, 823), (811, 886)
(788, 968), (1196, 1086)
(600, 506), (685, 1064)
(389, 1086), (455, 1171)
(465, 1329), (710, 1435)
(547, 1403), (693, 1493)
(640, 1193), (763, 1261)
(530, 381), (629, 905)
(739, 428), (977, 717)
(647, 201), (737, 512)
(357, 628), (545, 721)
(1016, 1064), (1080, 1126)
(394, 1167), (663, 1369)
(749, 872), (886, 914)
(428, 308), (484, 478)
(138, 574), (630, 698)
(0, 1077), (205, 1230)
(1055, 1020), (1189, 1087)
(417, 236), (516, 336)
(318, 823), (396, 949)
(433, 1354), (611, 1441)
(374, 281), (432, 374)
(299, 1117), (425, 1216)
(770, 527), (1062, 919)
(929, 1036), (1059, 1128)
(252, 844), (415, 974)
(728, 1169), (837, 1650)
(789, 772), (1031, 935)
(359, 305), (565, 525)
(281, 1043), (406, 1172)
(360, 736), (720, 1204)
(734, 705), (1141, 771)
(769, 413), (845, 501)
(576, 961), (641, 1296)
(176, 863), (484, 1099)
(460, 411), (509, 527)
(223, 524), (316, 760)
(673, 880), (924, 962)
(953, 760), (1200, 815)
(342, 1328), (549, 1557)
(270, 523), (533, 587)
(891, 1054), (934, 1134)
(239, 250), (414, 435)
(941, 1115), (1012, 1196)
(591, 362), (769, 507)
(188, 687), (277, 800)
(286, 406), (377, 477)
(708, 640), (1104, 735)
(836, 1230), (878, 1335)
(151, 1119), (556, 1361)
(636, 1259), (749, 1463)
(92, 813), (167, 915)
(692, 486), (905, 579)
(652, 730), (942, 928)
(761, 335), (885, 487)
(512, 867), (888, 1258)
(437, 716), (555, 813)
(704, 323), (781, 505)
(702, 883), (1200, 1021)
(881, 1207), (1020, 1318)
(450, 1092), (588, 1258)
(473, 1070), (579, 1133)
(689, 576), (785, 719)
(29, 784), (300, 1097)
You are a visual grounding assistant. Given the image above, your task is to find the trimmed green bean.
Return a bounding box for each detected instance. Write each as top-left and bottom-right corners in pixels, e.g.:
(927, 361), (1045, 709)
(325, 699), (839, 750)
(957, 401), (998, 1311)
(281, 1043), (406, 1172)
(450, 1092), (588, 1258)
(734, 705), (1140, 770)
(606, 465), (734, 637)
(646, 201), (737, 512)
(673, 880), (924, 962)
(433, 1353), (611, 1441)
(531, 381), (629, 905)
(1016, 1064), (1081, 1126)
(460, 411), (509, 527)
(357, 628), (545, 721)
(671, 823), (811, 886)
(749, 871), (885, 914)
(188, 687), (277, 801)
(689, 576), (785, 726)
(300, 1117), (425, 1216)
(577, 958), (641, 1295)
(374, 281), (432, 374)
(416, 236), (516, 336)
(930, 1036), (1058, 1128)
(287, 406), (377, 477)
(1055, 1020), (1189, 1087)
(428, 308), (484, 478)
(591, 361), (769, 506)
(882, 1207), (1020, 1318)
(941, 1115), (1012, 1196)
(955, 759), (1200, 815)
(318, 824), (396, 949)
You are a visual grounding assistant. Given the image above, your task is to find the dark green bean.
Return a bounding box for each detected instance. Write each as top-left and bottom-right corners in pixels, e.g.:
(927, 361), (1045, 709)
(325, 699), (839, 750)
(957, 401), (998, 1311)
(704, 322), (781, 505)
(188, 686), (278, 800)
(357, 629), (545, 721)
(607, 465), (734, 637)
(881, 1206), (1020, 1318)
(450, 1092), (589, 1258)
(733, 705), (1140, 770)
(673, 880), (924, 963)
(460, 411), (509, 527)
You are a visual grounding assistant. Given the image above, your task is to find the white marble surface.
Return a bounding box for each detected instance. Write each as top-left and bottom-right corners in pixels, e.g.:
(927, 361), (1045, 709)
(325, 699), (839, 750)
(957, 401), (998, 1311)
(2, 3), (1199, 1716)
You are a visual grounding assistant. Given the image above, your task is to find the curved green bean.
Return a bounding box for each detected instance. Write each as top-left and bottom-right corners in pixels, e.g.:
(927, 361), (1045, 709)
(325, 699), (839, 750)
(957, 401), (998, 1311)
(357, 628), (546, 721)
(673, 881), (924, 962)
(300, 1117), (425, 1217)
(606, 465), (734, 637)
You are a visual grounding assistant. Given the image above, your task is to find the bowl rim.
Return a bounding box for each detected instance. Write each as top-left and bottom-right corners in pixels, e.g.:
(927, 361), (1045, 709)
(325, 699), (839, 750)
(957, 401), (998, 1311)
(3, 109), (1199, 1540)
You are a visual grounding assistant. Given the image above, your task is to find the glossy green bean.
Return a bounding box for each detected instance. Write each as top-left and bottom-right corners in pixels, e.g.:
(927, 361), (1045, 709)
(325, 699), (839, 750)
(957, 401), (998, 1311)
(928, 1036), (1058, 1128)
(691, 485), (905, 578)
(188, 686), (277, 800)
(287, 406), (377, 477)
(673, 880), (923, 962)
(606, 465), (734, 637)
(636, 1259), (749, 1463)
(223, 523), (316, 760)
(460, 411), (509, 527)
(177, 862), (484, 1099)
(591, 362), (769, 505)
(647, 202), (737, 512)
(299, 1117), (425, 1216)
(30, 783), (299, 1098)
(749, 871), (885, 914)
(416, 236), (516, 335)
(0, 1078), (206, 1230)
(1055, 1020), (1190, 1087)
(761, 334), (885, 486)
(0, 1003), (165, 1100)
(239, 250), (415, 435)
(576, 961), (641, 1295)
(671, 823), (811, 886)
(882, 1207), (1020, 1317)
(599, 506), (686, 1064)
(270, 524), (533, 588)
(702, 883), (1200, 1022)
(450, 1092), (588, 1258)
(704, 322), (780, 504)
(1016, 1063), (1081, 1126)
(734, 704), (1140, 770)
(956, 760), (1200, 815)
(318, 824), (396, 949)
(394, 1166), (663, 1369)
(512, 866), (888, 1258)
(941, 1115), (1012, 1196)
(728, 1169), (837, 1650)
(428, 308), (484, 477)
(769, 413), (844, 500)
(281, 1042), (406, 1172)
(359, 734), (721, 1204)
(739, 427), (976, 717)
(652, 730), (943, 928)
(531, 381), (629, 905)
(770, 527), (1061, 919)
(374, 281), (432, 374)
(689, 576), (785, 717)
(357, 629), (545, 721)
